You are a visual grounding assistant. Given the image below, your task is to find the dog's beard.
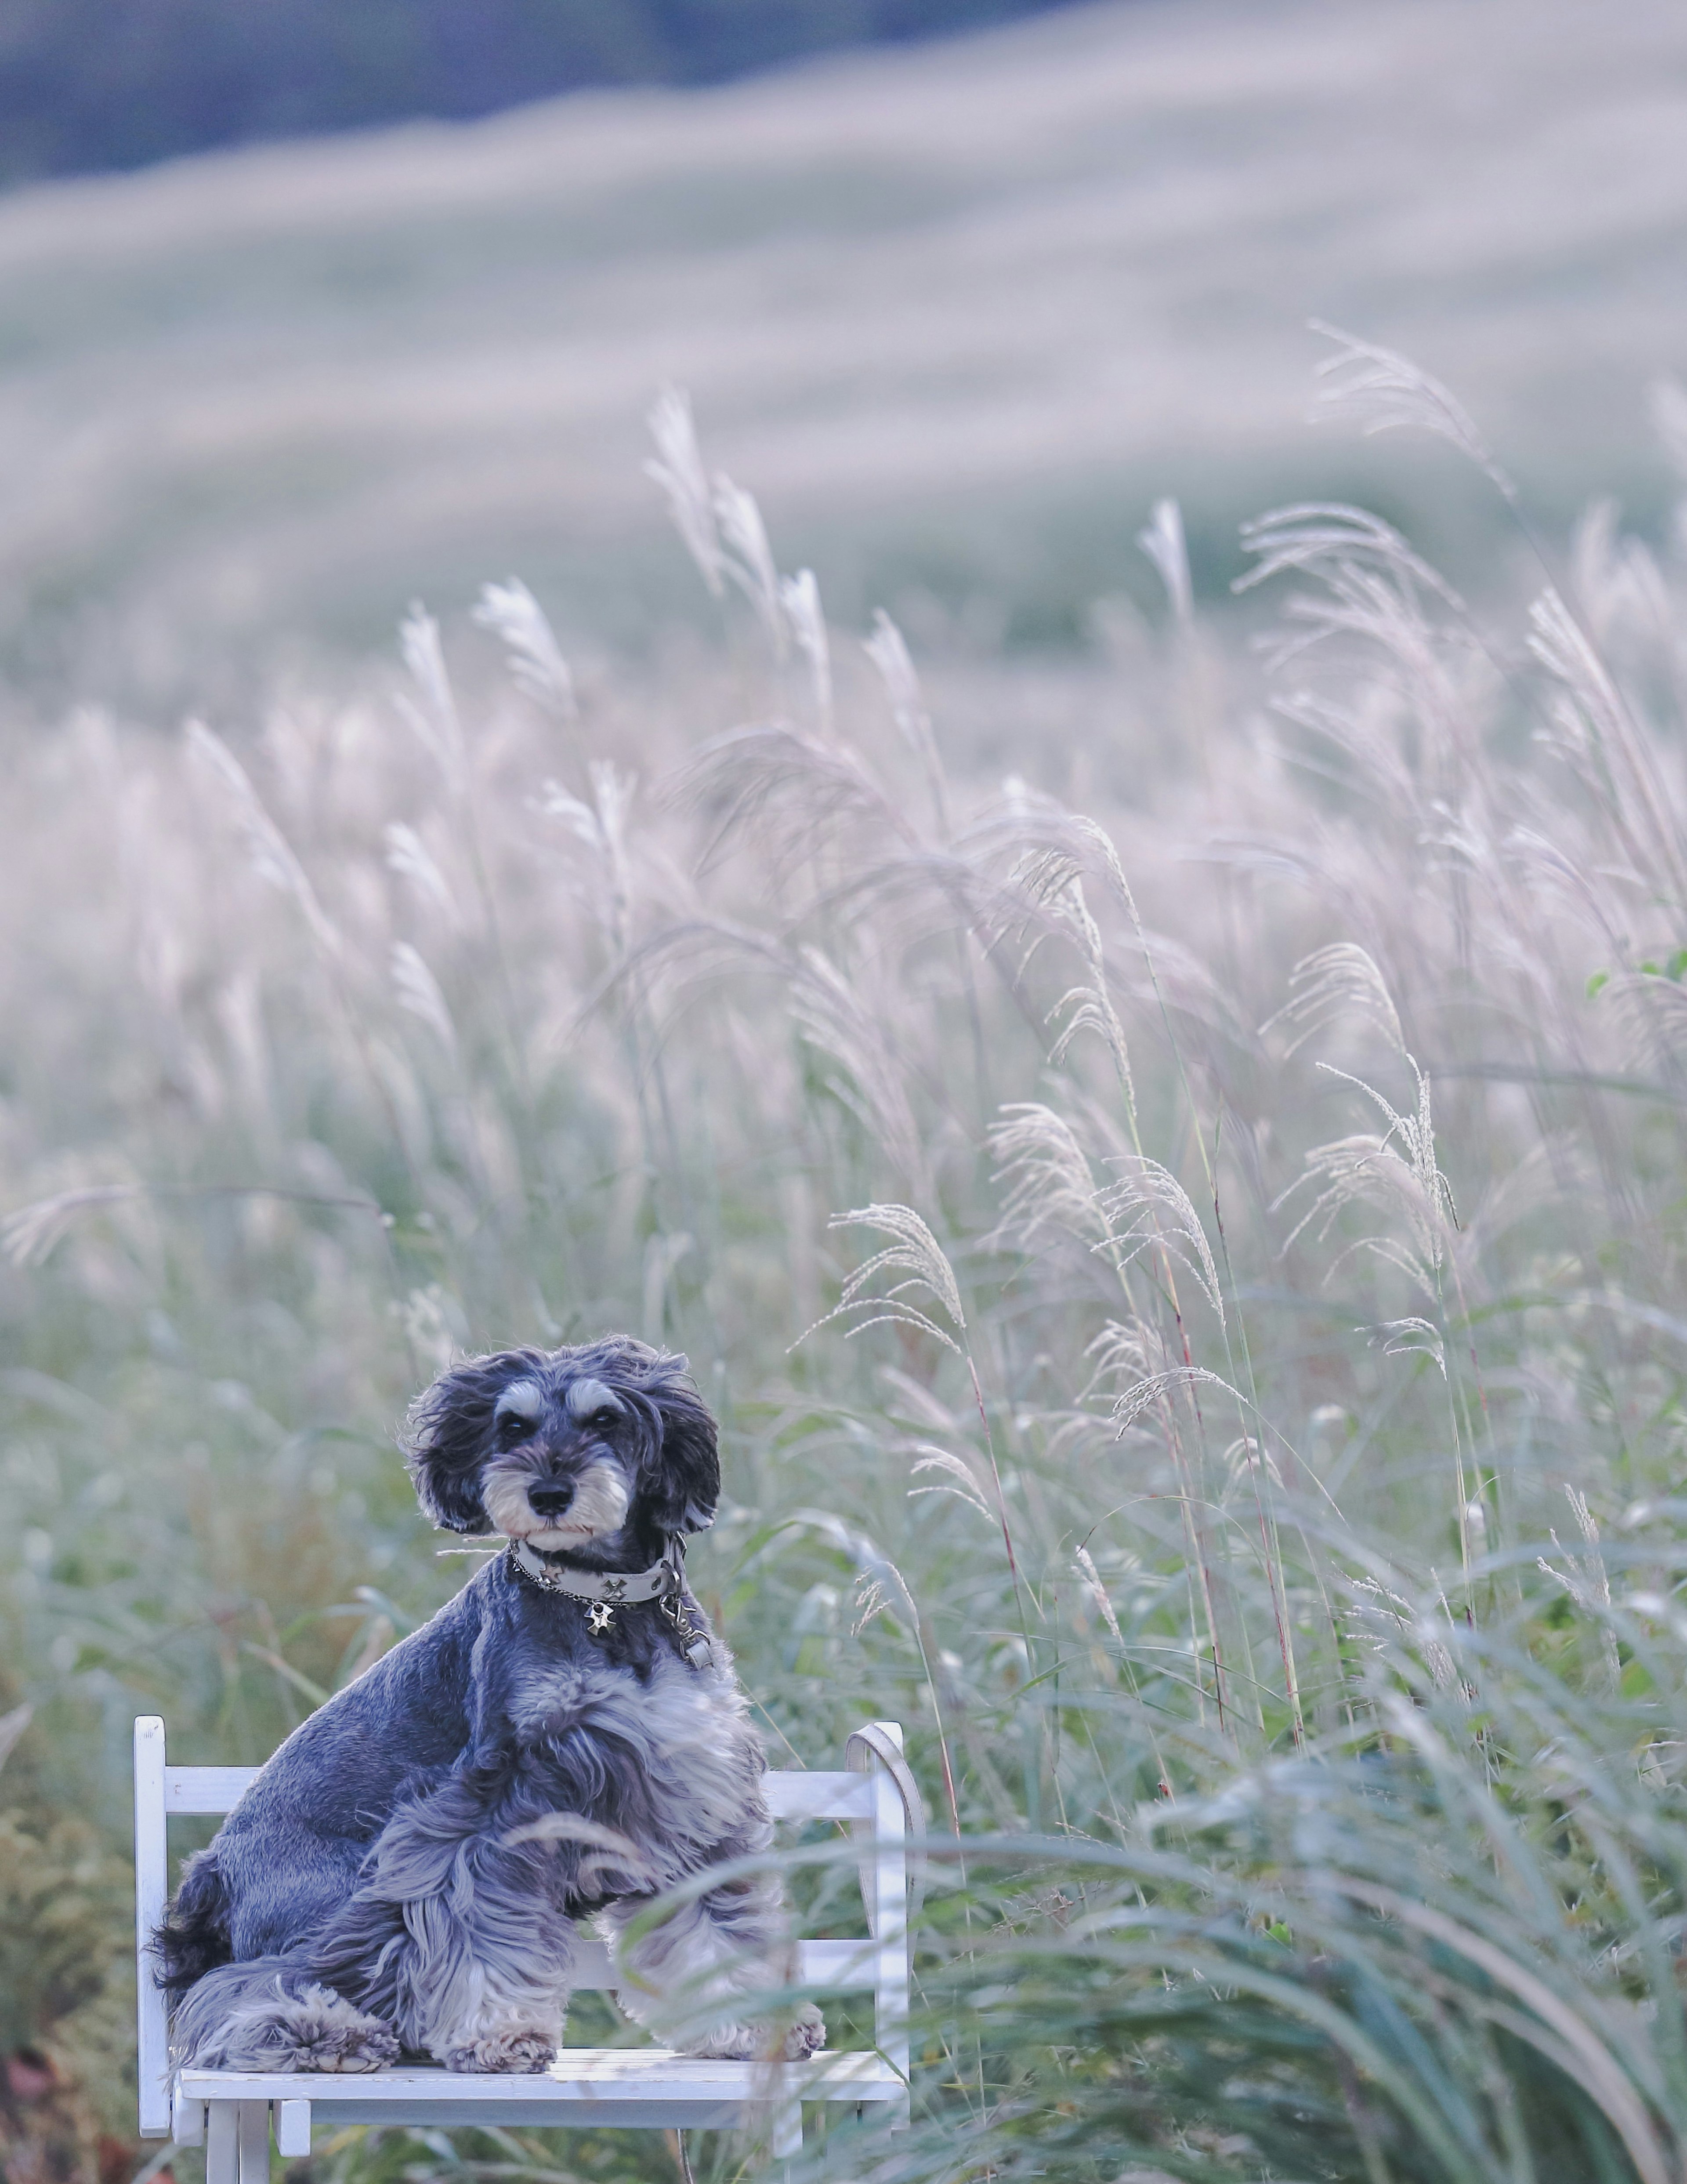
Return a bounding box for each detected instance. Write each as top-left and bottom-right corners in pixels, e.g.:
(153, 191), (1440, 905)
(481, 1455), (632, 1552)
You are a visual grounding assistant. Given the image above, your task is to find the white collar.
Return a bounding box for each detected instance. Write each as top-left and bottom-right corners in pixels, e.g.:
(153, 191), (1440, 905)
(507, 1537), (681, 1604)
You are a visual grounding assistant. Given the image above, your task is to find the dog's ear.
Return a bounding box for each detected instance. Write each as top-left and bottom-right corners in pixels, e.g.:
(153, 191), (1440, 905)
(403, 1350), (540, 1534)
(641, 1358), (720, 1537)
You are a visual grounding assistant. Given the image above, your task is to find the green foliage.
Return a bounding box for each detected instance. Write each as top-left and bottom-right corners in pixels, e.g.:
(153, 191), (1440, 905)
(0, 1808), (130, 2058)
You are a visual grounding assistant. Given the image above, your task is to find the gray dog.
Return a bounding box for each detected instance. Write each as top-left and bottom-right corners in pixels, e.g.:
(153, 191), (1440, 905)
(157, 1337), (824, 2074)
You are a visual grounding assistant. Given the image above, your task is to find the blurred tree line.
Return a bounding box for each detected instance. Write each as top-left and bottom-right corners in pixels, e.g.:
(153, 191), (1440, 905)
(0, 0), (1073, 184)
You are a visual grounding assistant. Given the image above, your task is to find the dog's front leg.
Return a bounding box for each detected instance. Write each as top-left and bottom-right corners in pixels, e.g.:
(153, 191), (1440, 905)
(599, 1870), (825, 2062)
(313, 1777), (579, 2073)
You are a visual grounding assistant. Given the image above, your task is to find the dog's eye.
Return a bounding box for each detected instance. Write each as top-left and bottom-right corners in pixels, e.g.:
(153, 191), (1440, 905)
(496, 1410), (532, 1448)
(586, 1408), (620, 1432)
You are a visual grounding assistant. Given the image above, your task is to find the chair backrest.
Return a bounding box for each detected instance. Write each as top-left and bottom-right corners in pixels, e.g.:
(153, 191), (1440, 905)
(134, 1716), (910, 2136)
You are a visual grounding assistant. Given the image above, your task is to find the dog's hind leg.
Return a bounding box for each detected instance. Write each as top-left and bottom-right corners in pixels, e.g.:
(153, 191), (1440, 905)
(171, 1959), (400, 2073)
(598, 1876), (825, 2062)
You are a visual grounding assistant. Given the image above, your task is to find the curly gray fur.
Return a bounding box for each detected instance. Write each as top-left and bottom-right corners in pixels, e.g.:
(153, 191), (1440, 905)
(156, 1337), (823, 2074)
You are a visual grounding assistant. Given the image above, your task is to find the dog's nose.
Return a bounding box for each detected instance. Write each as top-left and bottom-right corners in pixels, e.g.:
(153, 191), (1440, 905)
(528, 1481), (576, 1519)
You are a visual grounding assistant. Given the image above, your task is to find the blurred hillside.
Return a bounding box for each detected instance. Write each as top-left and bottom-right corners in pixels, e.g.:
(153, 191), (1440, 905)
(0, 0), (1072, 182)
(0, 0), (1685, 712)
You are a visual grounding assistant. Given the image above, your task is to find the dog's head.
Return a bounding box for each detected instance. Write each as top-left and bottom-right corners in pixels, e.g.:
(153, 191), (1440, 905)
(403, 1336), (718, 1562)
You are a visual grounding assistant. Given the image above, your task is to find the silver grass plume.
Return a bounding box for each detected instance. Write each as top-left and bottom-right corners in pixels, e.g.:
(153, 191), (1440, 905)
(2, 1183), (140, 1269)
(906, 1444), (994, 1520)
(779, 569), (831, 723)
(383, 820), (464, 928)
(865, 609), (948, 834)
(1137, 497), (1192, 625)
(644, 386), (724, 596)
(1309, 321), (1515, 502)
(1014, 851), (1136, 1120)
(1538, 1484), (1621, 1692)
(185, 721), (341, 961)
(1096, 1153), (1226, 1327)
(532, 762), (638, 956)
(1236, 502), (1463, 611)
(789, 948), (928, 1199)
(1261, 942), (1408, 1059)
(397, 603), (466, 788)
(390, 942), (459, 1055)
(1112, 1364), (1244, 1440)
(800, 1202), (965, 1354)
(1528, 584), (1687, 910)
(987, 1102), (1107, 1250)
(1278, 1058), (1458, 1289)
(472, 578), (577, 719)
(713, 474), (785, 656)
(1072, 1544), (1123, 1646)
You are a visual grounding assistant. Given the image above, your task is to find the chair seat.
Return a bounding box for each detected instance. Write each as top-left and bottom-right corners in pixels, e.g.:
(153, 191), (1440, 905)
(179, 2049), (904, 2131)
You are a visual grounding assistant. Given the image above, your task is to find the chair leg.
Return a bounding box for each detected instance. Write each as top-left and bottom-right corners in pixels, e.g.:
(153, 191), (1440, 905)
(205, 2104), (238, 2184)
(237, 2101), (271, 2184)
(771, 2089), (802, 2161)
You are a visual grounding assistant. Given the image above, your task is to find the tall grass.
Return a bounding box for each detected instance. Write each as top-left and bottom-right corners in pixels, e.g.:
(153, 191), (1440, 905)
(6, 340), (1687, 2180)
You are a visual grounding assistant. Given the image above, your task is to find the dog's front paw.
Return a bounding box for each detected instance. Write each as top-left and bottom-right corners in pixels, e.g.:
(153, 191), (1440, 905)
(681, 2005), (825, 2062)
(779, 2003), (826, 2060)
(444, 2032), (558, 2074)
(273, 1988), (399, 2073)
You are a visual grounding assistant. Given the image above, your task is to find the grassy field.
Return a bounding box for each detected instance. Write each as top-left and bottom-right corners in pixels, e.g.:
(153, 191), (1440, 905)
(5, 336), (1687, 2179)
(1, 0), (1686, 711)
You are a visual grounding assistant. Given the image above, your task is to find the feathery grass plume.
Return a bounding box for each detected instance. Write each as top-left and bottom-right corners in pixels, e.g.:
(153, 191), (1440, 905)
(1262, 940), (1408, 1057)
(778, 568), (831, 725)
(1236, 500), (1466, 610)
(712, 475), (786, 657)
(787, 947), (930, 1200)
(1136, 495), (1193, 624)
(1310, 319), (1517, 501)
(383, 819), (464, 926)
(471, 578), (577, 720)
(1095, 1153), (1226, 1327)
(1539, 1484), (1622, 1692)
(185, 719), (342, 960)
(986, 1100), (1107, 1250)
(865, 607), (949, 835)
(803, 1201), (965, 1353)
(396, 603), (467, 789)
(390, 941), (459, 1055)
(1071, 1544), (1123, 1646)
(643, 385), (724, 595)
(1, 1183), (139, 1269)
(1013, 850), (1137, 1120)
(1278, 1059), (1456, 1286)
(681, 720), (919, 894)
(1111, 1364), (1244, 1440)
(906, 1444), (993, 1520)
(532, 761), (640, 958)
(1529, 583), (1687, 914)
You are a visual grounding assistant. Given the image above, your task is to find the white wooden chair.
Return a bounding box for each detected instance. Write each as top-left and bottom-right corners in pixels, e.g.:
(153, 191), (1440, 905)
(134, 1716), (913, 2181)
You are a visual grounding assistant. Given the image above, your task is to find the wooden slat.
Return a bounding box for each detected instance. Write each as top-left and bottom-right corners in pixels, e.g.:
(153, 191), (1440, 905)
(166, 1767), (259, 1814)
(565, 1937), (870, 1992)
(133, 1718), (172, 2137)
(179, 2051), (904, 2117)
(164, 1766), (871, 1820)
(274, 2102), (311, 2158)
(763, 1770), (872, 1821)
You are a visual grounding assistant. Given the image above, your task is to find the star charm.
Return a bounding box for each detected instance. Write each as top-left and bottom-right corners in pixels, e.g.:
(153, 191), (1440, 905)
(586, 1600), (616, 1637)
